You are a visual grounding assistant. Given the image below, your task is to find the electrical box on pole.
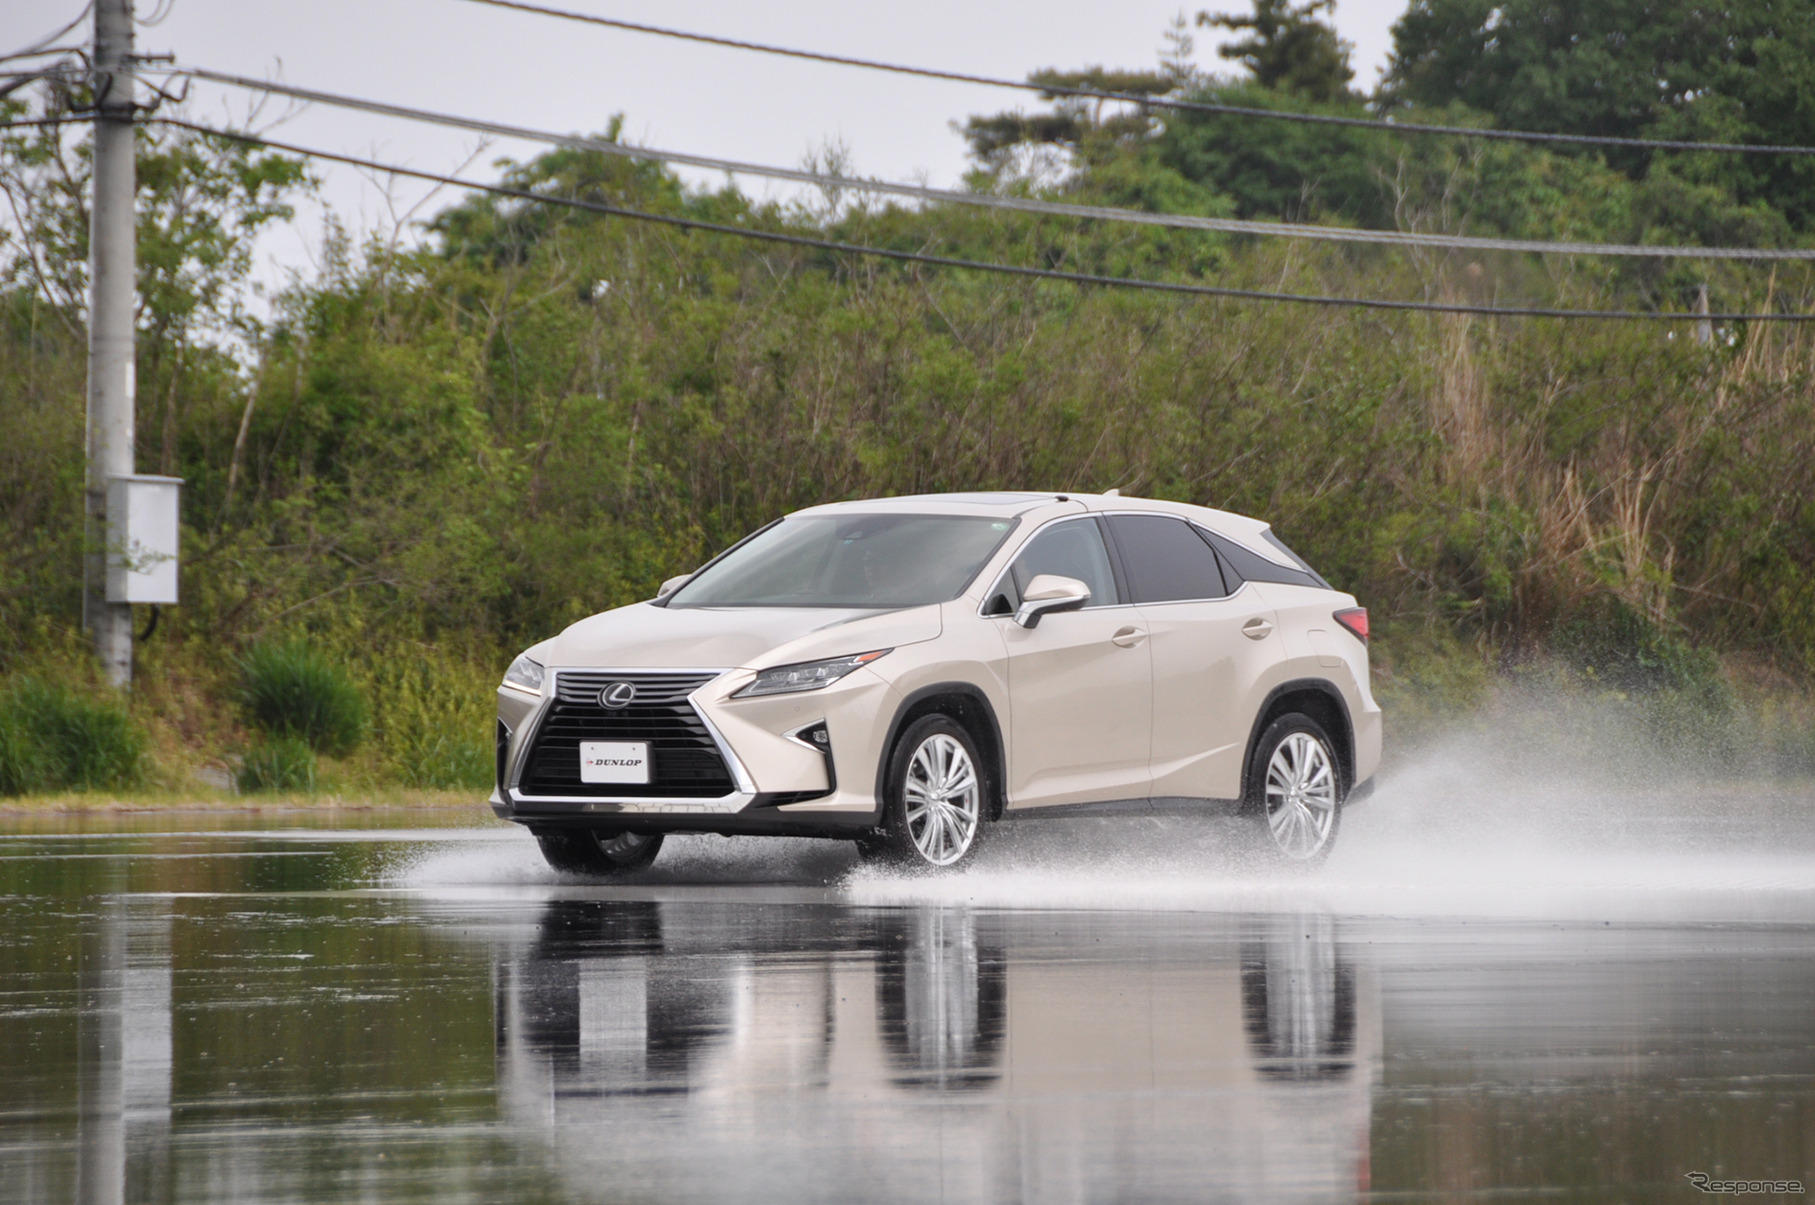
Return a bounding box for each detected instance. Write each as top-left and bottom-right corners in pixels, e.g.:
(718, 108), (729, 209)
(105, 476), (182, 605)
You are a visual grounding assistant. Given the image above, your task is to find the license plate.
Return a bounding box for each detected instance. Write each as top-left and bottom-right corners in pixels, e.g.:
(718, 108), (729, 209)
(579, 741), (650, 785)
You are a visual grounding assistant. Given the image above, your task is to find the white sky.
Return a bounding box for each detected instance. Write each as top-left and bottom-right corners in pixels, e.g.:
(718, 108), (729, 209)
(10, 0), (1410, 289)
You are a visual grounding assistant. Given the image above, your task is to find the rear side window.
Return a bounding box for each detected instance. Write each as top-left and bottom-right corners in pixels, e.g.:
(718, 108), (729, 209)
(992, 518), (1120, 612)
(1260, 529), (1333, 589)
(1105, 515), (1230, 603)
(1195, 525), (1329, 591)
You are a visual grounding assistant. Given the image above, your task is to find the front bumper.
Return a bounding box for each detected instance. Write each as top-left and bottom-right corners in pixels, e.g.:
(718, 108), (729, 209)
(491, 666), (887, 836)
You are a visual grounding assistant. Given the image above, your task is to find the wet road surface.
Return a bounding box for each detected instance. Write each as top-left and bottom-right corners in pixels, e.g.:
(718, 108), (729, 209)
(2, 806), (1813, 1203)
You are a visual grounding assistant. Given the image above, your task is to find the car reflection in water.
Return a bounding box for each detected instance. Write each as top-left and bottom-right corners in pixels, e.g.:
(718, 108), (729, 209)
(494, 902), (1377, 1203)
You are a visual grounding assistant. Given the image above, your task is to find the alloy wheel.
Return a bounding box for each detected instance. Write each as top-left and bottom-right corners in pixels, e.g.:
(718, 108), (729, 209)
(595, 831), (655, 862)
(1264, 732), (1338, 860)
(903, 733), (981, 867)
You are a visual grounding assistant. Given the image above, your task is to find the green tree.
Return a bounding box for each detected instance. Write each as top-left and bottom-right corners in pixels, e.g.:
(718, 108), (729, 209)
(1151, 82), (1387, 223)
(960, 68), (1176, 164)
(959, 12), (1380, 225)
(0, 93), (310, 653)
(1383, 0), (1815, 230)
(1197, 0), (1356, 102)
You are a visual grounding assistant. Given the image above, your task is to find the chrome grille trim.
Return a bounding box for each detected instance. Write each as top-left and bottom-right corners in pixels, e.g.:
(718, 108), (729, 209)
(512, 668), (754, 805)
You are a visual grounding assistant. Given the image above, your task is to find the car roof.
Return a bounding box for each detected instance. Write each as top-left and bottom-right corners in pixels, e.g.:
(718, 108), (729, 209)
(788, 492), (1061, 518)
(786, 492), (1290, 565)
(1074, 493), (1276, 548)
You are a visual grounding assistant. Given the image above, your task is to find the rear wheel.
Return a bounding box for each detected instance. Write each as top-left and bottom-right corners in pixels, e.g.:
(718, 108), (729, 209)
(1244, 714), (1344, 865)
(533, 828), (664, 877)
(860, 716), (988, 870)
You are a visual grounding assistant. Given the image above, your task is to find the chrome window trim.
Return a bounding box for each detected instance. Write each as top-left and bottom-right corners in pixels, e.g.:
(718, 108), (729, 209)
(1117, 580), (1255, 607)
(505, 667), (757, 811)
(1094, 510), (1261, 607)
(1115, 516), (1264, 606)
(977, 509), (1269, 617)
(1100, 511), (1238, 607)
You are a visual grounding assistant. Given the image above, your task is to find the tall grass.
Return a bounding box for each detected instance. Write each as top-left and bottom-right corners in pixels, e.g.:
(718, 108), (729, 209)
(356, 653), (497, 790)
(0, 677), (145, 795)
(236, 736), (318, 793)
(238, 640), (368, 755)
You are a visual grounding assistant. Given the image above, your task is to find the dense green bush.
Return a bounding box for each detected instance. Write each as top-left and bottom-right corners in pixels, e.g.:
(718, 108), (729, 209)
(236, 736), (318, 793)
(0, 678), (144, 795)
(238, 641), (369, 756)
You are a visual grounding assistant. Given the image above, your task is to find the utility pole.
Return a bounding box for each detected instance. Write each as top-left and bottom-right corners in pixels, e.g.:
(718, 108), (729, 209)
(86, 0), (136, 689)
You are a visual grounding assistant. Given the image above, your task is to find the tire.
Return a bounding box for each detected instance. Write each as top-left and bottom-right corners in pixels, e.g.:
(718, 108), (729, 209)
(533, 827), (664, 877)
(1243, 713), (1345, 865)
(860, 715), (990, 870)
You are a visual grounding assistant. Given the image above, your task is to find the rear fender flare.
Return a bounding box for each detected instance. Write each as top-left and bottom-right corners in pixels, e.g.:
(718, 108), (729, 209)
(1239, 678), (1356, 804)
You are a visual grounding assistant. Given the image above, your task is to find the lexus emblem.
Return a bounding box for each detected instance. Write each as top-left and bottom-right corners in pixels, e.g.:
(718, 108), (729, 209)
(599, 682), (637, 709)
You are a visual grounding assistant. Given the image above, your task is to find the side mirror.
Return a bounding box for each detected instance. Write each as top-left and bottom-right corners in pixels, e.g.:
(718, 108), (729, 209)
(656, 573), (692, 599)
(1014, 574), (1090, 629)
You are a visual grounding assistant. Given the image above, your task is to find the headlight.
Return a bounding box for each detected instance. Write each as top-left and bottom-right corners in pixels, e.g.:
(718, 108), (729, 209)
(503, 652), (545, 693)
(733, 649), (891, 698)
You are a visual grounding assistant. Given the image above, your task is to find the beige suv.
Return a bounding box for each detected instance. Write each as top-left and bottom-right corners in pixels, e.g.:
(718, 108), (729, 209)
(491, 492), (1380, 873)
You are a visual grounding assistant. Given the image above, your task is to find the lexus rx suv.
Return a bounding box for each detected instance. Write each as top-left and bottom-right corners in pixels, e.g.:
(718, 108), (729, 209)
(491, 492), (1380, 873)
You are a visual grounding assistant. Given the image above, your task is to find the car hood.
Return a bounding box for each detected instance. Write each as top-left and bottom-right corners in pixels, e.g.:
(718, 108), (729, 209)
(547, 601), (942, 671)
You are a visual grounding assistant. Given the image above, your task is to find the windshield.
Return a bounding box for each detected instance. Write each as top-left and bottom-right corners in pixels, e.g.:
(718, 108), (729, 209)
(666, 514), (1018, 609)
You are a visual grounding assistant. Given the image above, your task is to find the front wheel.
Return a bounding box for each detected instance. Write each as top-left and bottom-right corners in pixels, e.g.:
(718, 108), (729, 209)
(860, 716), (989, 870)
(1244, 714), (1344, 865)
(533, 828), (664, 877)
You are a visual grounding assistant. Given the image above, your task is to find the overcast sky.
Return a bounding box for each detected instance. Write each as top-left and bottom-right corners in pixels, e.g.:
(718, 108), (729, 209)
(12, 0), (1411, 287)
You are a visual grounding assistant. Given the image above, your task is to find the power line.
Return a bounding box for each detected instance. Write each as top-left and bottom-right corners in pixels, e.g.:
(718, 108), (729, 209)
(154, 118), (1815, 324)
(453, 0), (1815, 159)
(179, 67), (1815, 263)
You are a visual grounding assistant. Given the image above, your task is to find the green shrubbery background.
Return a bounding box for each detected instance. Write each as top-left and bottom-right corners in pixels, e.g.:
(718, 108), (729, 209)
(3, 2), (1814, 795)
(0, 677), (144, 795)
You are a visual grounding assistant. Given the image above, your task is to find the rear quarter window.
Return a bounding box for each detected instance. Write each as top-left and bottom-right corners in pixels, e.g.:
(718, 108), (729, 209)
(1195, 526), (1330, 591)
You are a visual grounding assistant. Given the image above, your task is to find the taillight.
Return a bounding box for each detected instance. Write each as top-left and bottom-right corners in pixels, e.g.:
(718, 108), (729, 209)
(1334, 607), (1368, 643)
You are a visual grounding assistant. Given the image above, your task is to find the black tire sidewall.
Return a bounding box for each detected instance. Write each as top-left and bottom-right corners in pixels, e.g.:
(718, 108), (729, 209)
(1245, 713), (1346, 865)
(875, 715), (989, 869)
(533, 827), (664, 876)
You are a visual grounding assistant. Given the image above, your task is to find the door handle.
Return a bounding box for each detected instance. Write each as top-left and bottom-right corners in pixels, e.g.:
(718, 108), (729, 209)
(1241, 617), (1274, 640)
(1111, 626), (1147, 648)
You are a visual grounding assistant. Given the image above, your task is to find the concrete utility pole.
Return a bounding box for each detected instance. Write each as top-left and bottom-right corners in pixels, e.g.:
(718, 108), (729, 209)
(86, 0), (137, 689)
